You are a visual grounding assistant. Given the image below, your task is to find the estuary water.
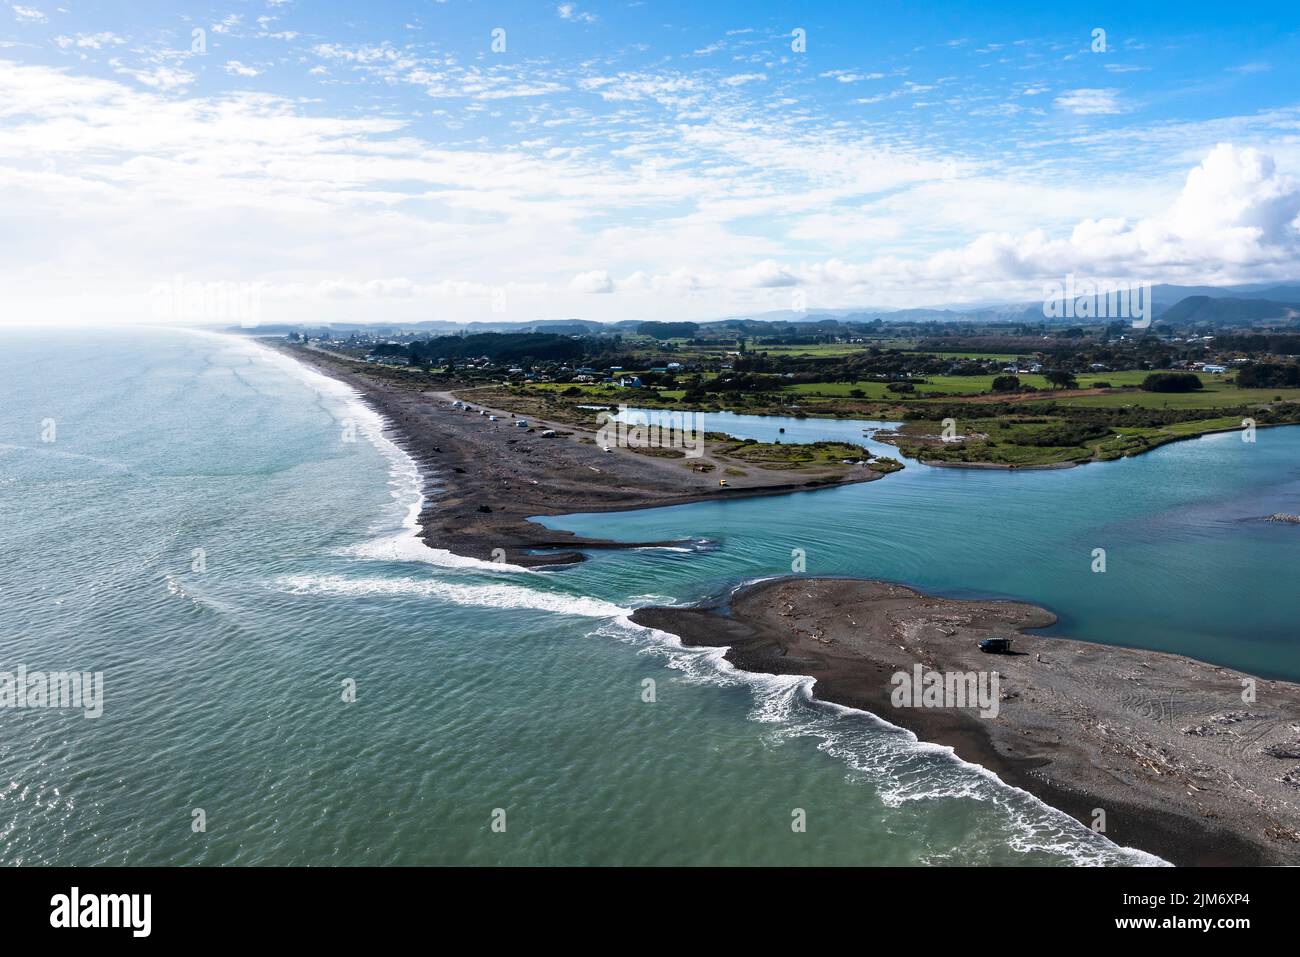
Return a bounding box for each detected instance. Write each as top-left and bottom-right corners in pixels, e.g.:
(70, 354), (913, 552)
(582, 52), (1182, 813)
(1, 328), (1295, 865)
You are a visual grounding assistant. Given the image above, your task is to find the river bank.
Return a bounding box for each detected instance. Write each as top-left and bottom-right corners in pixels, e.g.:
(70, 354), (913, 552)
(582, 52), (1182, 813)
(632, 577), (1300, 866)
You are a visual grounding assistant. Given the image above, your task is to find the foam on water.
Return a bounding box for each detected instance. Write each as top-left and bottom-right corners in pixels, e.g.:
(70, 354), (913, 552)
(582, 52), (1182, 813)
(603, 613), (1169, 867)
(275, 573), (629, 618)
(232, 334), (533, 574)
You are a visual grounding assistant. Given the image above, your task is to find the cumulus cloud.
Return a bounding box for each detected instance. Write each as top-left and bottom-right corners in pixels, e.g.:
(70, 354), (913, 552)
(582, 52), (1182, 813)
(570, 270), (614, 293)
(843, 145), (1299, 289)
(590, 145), (1300, 302)
(733, 260), (798, 288)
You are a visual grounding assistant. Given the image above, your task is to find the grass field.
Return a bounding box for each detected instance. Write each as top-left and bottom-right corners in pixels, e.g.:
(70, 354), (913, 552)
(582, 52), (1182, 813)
(1050, 386), (1300, 409)
(786, 374), (1056, 397)
(784, 370), (1300, 409)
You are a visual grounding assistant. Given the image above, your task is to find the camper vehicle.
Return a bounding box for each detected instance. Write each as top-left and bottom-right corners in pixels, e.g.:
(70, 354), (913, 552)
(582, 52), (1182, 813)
(978, 637), (1013, 654)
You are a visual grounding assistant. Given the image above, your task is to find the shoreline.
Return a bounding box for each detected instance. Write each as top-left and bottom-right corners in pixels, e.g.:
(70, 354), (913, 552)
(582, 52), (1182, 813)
(265, 337), (1300, 865)
(631, 577), (1300, 867)
(267, 341), (890, 567)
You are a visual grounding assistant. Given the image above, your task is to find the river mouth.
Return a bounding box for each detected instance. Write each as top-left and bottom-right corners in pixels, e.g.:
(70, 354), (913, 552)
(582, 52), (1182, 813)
(537, 409), (1300, 683)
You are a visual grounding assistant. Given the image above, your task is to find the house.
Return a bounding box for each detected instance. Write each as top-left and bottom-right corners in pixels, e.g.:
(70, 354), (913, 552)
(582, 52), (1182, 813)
(619, 376), (643, 388)
(1203, 364), (1227, 374)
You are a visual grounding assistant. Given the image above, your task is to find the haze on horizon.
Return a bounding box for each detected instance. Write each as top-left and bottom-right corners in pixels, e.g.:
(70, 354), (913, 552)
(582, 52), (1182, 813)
(2, 0), (1299, 328)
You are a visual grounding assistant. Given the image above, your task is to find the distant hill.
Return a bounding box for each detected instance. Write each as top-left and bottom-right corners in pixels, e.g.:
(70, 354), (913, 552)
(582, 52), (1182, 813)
(1159, 296), (1300, 325)
(239, 279), (1300, 337)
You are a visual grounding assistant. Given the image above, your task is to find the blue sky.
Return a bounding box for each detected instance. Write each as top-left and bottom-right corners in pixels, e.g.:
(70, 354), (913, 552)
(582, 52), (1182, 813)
(3, 0), (1299, 325)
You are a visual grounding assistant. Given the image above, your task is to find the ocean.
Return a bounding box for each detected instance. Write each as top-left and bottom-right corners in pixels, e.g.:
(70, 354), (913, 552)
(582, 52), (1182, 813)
(3, 327), (1296, 865)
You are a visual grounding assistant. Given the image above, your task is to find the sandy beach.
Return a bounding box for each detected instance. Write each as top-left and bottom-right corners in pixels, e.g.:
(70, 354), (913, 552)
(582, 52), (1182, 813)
(271, 343), (888, 566)
(632, 577), (1300, 866)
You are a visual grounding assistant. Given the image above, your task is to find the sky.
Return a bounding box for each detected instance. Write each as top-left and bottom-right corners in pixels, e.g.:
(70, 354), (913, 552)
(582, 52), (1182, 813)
(2, 0), (1300, 327)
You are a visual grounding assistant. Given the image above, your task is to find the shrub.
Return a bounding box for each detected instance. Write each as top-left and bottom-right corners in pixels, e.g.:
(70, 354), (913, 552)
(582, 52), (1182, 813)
(1236, 362), (1300, 389)
(1140, 372), (1202, 393)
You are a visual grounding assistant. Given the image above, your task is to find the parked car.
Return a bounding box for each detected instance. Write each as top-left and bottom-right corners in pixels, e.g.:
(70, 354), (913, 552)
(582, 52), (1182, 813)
(978, 637), (1013, 654)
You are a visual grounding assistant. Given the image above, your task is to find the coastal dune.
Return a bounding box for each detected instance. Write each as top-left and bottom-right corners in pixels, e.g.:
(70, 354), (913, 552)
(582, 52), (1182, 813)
(633, 577), (1300, 866)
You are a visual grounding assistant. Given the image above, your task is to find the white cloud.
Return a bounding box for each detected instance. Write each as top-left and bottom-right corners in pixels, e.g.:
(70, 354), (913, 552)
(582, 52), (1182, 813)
(1054, 88), (1122, 115)
(732, 260), (798, 288)
(11, 4), (45, 22)
(115, 64), (195, 91)
(571, 270), (614, 293)
(211, 14), (242, 35)
(575, 145), (1300, 307)
(225, 60), (261, 78)
(556, 3), (596, 24)
(55, 33), (127, 50)
(0, 53), (1296, 326)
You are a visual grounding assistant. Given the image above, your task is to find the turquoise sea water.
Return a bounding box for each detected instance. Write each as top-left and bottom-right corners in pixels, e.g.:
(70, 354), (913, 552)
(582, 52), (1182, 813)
(1, 328), (1296, 865)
